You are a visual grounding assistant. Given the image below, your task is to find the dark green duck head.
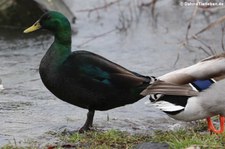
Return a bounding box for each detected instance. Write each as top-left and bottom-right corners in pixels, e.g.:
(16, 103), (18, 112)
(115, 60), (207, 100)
(24, 11), (71, 45)
(24, 11), (72, 67)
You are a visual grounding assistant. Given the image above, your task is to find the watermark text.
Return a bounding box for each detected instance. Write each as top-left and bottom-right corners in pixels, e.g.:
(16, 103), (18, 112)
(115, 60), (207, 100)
(180, 1), (224, 7)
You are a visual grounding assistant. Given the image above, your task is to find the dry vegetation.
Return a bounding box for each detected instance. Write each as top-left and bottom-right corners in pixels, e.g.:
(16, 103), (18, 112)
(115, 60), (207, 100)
(76, 0), (225, 55)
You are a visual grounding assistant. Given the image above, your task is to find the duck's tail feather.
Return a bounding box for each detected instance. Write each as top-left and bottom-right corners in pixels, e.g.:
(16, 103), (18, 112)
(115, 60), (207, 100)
(152, 100), (185, 114)
(141, 80), (198, 114)
(146, 94), (189, 114)
(141, 80), (199, 97)
(143, 78), (217, 115)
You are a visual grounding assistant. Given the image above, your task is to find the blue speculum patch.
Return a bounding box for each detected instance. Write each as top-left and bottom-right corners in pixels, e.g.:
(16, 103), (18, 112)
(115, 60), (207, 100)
(191, 79), (215, 91)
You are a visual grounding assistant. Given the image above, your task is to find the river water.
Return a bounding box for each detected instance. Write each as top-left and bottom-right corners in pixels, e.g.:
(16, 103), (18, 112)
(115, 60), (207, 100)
(0, 0), (224, 146)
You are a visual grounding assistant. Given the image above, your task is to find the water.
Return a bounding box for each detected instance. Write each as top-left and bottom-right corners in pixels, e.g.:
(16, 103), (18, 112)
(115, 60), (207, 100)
(0, 0), (224, 146)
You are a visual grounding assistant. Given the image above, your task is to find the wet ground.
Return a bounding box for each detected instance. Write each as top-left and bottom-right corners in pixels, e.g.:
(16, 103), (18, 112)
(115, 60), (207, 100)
(0, 0), (225, 147)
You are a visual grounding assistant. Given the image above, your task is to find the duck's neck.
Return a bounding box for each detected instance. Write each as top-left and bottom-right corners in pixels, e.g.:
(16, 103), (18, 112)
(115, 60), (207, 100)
(51, 30), (71, 61)
(54, 29), (72, 48)
(42, 29), (72, 69)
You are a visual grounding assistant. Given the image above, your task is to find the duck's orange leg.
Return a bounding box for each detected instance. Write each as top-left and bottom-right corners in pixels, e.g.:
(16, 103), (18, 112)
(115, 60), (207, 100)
(207, 116), (224, 134)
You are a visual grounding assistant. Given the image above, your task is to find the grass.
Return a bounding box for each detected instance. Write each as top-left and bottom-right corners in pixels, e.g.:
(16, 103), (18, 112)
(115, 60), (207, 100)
(51, 123), (225, 149)
(57, 129), (151, 149)
(2, 121), (225, 149)
(152, 130), (225, 148)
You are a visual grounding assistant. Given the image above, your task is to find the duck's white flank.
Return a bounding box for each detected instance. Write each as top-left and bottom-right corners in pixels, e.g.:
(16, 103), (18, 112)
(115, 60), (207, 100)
(164, 79), (225, 121)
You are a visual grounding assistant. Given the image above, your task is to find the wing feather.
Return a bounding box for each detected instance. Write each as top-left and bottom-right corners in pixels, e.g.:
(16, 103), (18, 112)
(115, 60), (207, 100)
(63, 50), (149, 87)
(141, 80), (199, 96)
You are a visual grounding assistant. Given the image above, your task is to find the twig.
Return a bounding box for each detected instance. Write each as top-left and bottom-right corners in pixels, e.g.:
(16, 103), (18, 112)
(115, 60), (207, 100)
(76, 0), (121, 16)
(195, 15), (225, 36)
(77, 29), (116, 48)
(116, 9), (133, 32)
(182, 43), (196, 52)
(185, 0), (199, 43)
(182, 14), (225, 46)
(221, 23), (225, 51)
(139, 0), (158, 25)
(193, 35), (215, 55)
(140, 0), (157, 17)
(173, 52), (180, 67)
(198, 46), (211, 56)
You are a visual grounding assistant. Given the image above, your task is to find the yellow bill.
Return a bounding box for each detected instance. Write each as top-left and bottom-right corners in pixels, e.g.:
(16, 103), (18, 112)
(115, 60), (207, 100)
(23, 21), (42, 33)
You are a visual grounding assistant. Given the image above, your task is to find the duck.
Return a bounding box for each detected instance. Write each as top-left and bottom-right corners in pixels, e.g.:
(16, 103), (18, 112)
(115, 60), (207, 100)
(141, 53), (225, 134)
(23, 11), (154, 132)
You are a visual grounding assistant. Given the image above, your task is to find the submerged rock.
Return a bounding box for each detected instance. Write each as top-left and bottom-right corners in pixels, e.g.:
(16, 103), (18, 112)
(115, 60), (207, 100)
(0, 0), (75, 27)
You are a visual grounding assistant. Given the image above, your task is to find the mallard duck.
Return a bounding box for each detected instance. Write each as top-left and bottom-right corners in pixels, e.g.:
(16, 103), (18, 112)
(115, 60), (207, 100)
(141, 53), (225, 134)
(23, 11), (153, 132)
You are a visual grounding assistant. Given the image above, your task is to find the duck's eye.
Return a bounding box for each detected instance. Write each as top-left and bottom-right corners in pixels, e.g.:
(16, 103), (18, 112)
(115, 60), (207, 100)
(45, 15), (51, 20)
(41, 14), (51, 21)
